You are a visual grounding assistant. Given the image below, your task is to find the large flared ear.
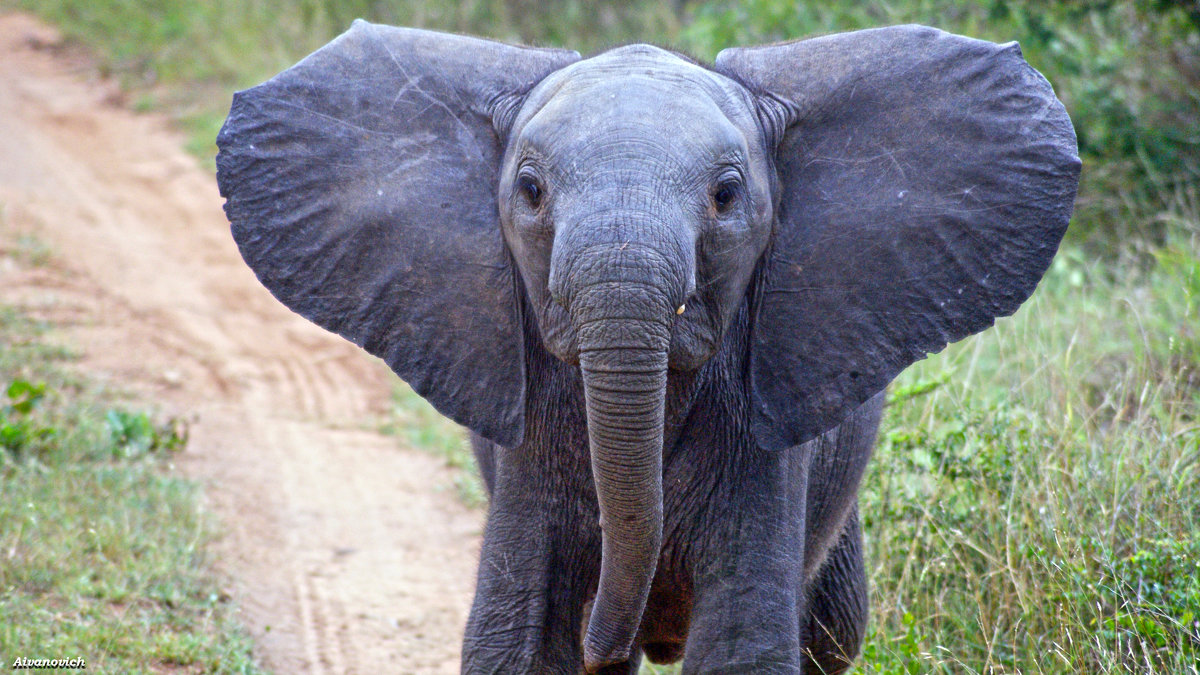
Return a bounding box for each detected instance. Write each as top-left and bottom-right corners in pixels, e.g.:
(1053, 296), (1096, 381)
(715, 25), (1080, 451)
(217, 21), (579, 447)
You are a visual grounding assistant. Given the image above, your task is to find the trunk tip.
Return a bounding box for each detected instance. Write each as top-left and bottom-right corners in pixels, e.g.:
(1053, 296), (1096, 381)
(583, 638), (631, 673)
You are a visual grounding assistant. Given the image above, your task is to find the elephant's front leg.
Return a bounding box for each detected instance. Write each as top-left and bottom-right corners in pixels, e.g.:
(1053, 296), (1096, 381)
(681, 448), (810, 674)
(462, 453), (599, 674)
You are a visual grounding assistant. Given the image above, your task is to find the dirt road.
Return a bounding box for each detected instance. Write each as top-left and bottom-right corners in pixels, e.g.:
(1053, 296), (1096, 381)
(0, 13), (481, 674)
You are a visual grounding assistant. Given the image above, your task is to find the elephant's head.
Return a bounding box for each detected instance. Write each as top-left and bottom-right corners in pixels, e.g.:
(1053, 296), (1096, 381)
(216, 21), (1078, 672)
(497, 45), (775, 374)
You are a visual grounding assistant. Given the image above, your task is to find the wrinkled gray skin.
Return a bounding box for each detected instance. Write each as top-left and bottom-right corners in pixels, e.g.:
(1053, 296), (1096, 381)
(216, 21), (1079, 674)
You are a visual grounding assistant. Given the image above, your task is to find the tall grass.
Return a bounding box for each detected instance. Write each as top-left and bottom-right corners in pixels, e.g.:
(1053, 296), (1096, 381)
(857, 214), (1199, 672)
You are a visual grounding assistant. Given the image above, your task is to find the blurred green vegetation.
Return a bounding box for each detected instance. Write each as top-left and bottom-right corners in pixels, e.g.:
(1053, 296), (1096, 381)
(5, 0), (1198, 672)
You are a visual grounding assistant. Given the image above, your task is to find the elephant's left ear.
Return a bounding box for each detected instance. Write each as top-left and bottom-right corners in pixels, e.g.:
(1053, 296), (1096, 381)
(217, 21), (579, 447)
(715, 25), (1080, 451)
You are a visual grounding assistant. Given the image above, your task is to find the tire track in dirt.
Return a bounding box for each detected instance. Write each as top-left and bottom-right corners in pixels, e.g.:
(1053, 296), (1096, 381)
(0, 13), (482, 674)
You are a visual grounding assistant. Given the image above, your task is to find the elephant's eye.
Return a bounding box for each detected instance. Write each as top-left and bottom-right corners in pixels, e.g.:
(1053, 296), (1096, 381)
(518, 174), (544, 209)
(711, 179), (740, 214)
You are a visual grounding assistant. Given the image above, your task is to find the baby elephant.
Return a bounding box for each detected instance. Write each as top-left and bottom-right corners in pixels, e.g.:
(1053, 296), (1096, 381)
(216, 21), (1079, 674)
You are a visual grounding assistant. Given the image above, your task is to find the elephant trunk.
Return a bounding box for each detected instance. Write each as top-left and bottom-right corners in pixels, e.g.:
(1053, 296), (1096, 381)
(579, 329), (668, 672)
(554, 240), (683, 672)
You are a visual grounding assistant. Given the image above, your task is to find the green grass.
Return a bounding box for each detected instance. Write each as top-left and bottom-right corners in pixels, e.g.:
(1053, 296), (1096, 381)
(0, 307), (264, 674)
(9, 233), (52, 268)
(854, 214), (1199, 671)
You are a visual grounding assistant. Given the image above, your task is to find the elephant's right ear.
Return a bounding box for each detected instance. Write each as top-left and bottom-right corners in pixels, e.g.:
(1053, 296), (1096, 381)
(217, 21), (579, 448)
(716, 26), (1079, 451)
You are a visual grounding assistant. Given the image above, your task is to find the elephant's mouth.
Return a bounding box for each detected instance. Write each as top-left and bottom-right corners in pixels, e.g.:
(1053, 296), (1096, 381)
(535, 282), (719, 372)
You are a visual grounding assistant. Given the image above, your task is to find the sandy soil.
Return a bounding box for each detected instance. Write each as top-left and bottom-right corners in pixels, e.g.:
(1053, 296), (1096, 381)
(0, 13), (481, 674)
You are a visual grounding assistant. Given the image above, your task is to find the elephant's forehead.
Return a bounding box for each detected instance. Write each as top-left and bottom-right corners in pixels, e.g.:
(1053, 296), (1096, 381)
(531, 78), (733, 140)
(564, 44), (722, 93)
(516, 48), (755, 162)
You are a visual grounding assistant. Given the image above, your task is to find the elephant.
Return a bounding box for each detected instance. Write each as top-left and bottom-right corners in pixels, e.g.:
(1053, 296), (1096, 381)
(215, 20), (1079, 674)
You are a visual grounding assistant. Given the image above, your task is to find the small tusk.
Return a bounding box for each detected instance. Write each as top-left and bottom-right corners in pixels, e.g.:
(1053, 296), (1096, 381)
(676, 304), (686, 315)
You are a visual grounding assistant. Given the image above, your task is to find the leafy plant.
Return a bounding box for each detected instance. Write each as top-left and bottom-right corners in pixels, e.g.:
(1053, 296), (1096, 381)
(0, 379), (55, 457)
(105, 409), (188, 458)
